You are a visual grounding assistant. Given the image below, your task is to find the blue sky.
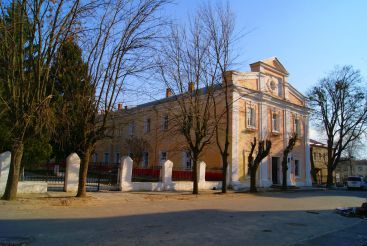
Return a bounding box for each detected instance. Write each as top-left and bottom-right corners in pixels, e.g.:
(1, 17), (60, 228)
(164, 0), (367, 94)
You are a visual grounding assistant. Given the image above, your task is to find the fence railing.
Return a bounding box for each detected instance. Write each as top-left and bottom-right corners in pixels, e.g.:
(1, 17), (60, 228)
(205, 168), (224, 181)
(132, 166), (161, 182)
(87, 162), (119, 191)
(22, 162), (66, 184)
(172, 168), (193, 181)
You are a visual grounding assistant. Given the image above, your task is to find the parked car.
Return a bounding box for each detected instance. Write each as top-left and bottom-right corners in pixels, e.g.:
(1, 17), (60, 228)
(347, 176), (366, 190)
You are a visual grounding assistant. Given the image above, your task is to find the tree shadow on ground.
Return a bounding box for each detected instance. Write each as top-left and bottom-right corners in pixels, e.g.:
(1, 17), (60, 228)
(1, 208), (366, 246)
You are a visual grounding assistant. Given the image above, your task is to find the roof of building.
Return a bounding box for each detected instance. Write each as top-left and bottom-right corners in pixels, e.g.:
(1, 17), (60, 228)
(116, 57), (303, 113)
(250, 57), (289, 75)
(310, 139), (327, 147)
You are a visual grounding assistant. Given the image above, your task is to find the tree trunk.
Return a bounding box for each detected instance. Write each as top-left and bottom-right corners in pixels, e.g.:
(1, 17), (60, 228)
(221, 155), (228, 193)
(250, 168), (257, 193)
(326, 167), (334, 188)
(192, 158), (198, 194)
(282, 161), (288, 191)
(76, 146), (92, 197)
(2, 141), (24, 201)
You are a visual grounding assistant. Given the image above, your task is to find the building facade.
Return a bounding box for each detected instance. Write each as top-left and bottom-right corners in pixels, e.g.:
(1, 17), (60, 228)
(310, 139), (329, 184)
(95, 57), (312, 188)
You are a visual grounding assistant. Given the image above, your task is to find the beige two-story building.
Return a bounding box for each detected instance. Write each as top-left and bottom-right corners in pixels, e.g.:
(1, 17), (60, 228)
(95, 57), (312, 188)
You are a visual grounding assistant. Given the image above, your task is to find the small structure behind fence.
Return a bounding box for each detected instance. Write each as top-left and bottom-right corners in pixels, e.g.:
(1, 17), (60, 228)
(23, 161), (66, 191)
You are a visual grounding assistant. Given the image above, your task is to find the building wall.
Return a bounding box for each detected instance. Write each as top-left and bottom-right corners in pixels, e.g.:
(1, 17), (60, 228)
(95, 57), (311, 187)
(228, 59), (309, 187)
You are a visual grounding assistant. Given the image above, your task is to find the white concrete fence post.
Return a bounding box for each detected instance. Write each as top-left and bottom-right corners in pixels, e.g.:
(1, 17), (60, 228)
(119, 156), (133, 191)
(64, 153), (81, 192)
(162, 160), (173, 190)
(198, 161), (206, 184)
(0, 151), (11, 195)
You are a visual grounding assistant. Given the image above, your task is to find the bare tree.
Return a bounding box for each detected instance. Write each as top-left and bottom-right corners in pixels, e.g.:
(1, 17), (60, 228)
(281, 133), (297, 190)
(0, 0), (82, 200)
(123, 136), (150, 166)
(203, 2), (236, 193)
(73, 0), (169, 197)
(308, 66), (367, 187)
(247, 137), (272, 193)
(157, 8), (225, 194)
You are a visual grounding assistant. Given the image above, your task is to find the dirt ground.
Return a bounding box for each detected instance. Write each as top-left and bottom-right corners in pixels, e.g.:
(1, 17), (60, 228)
(0, 190), (367, 245)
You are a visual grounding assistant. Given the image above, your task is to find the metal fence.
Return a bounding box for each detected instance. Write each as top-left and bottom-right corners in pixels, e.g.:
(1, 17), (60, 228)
(205, 168), (223, 181)
(132, 166), (161, 182)
(172, 168), (193, 181)
(87, 162), (120, 191)
(22, 162), (66, 191)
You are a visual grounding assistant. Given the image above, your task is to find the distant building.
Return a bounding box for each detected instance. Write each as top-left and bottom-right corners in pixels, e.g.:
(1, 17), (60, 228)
(310, 139), (329, 184)
(95, 57), (312, 188)
(335, 160), (367, 182)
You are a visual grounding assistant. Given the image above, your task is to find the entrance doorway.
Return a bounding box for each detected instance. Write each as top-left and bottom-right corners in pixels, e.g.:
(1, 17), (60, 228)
(272, 157), (280, 184)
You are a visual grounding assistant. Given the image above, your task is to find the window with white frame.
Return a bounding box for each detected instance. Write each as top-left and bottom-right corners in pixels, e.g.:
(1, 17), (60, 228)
(183, 151), (192, 169)
(103, 153), (109, 164)
(272, 112), (279, 132)
(294, 117), (301, 136)
(144, 118), (151, 133)
(294, 160), (300, 177)
(160, 151), (167, 164)
(161, 115), (169, 130)
(142, 152), (149, 167)
(246, 106), (256, 129)
(128, 121), (135, 136)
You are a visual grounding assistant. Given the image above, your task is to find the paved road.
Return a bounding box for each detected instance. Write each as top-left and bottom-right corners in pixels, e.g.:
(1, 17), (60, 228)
(0, 190), (366, 246)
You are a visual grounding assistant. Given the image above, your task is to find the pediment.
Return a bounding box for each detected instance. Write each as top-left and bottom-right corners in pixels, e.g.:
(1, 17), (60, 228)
(250, 57), (289, 75)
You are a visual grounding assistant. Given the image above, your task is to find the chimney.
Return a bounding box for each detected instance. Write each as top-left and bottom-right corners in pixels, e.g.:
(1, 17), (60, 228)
(188, 82), (194, 93)
(118, 103), (123, 111)
(166, 88), (172, 98)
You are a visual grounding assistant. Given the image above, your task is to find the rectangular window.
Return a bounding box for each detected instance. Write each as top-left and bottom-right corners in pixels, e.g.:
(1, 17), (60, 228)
(103, 153), (109, 164)
(295, 160), (300, 177)
(272, 112), (279, 132)
(143, 152), (149, 167)
(115, 153), (120, 163)
(183, 151), (192, 169)
(160, 151), (167, 164)
(92, 153), (98, 163)
(294, 118), (301, 136)
(128, 122), (135, 136)
(144, 118), (151, 133)
(246, 107), (256, 129)
(162, 115), (169, 130)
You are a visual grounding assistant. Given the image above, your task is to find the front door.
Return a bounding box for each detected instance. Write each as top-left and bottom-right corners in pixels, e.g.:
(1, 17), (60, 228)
(272, 157), (279, 184)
